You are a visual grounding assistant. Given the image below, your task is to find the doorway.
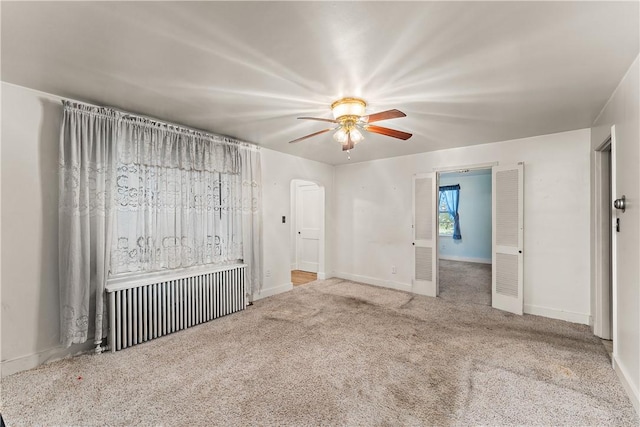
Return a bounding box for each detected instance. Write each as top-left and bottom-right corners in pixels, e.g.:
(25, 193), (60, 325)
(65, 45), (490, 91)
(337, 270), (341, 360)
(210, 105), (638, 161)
(413, 163), (523, 313)
(437, 169), (492, 306)
(594, 135), (615, 355)
(290, 180), (324, 286)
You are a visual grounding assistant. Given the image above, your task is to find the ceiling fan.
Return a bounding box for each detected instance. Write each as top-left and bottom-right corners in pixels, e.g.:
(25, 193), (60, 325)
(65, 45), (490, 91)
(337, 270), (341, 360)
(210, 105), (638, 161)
(289, 97), (412, 152)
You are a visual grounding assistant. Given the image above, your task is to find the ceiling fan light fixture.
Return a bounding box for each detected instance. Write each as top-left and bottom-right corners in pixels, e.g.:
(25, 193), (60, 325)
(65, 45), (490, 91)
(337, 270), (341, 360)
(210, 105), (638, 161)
(331, 97), (367, 120)
(333, 128), (348, 144)
(349, 128), (364, 144)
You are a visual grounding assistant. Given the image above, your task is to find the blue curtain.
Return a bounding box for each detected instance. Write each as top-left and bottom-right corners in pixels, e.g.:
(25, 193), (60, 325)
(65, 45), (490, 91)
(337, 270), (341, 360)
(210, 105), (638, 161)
(440, 184), (461, 240)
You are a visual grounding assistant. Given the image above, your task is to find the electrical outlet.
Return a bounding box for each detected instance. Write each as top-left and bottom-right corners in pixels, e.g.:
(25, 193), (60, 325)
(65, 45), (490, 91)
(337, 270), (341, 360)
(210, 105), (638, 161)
(265, 269), (271, 277)
(391, 266), (397, 274)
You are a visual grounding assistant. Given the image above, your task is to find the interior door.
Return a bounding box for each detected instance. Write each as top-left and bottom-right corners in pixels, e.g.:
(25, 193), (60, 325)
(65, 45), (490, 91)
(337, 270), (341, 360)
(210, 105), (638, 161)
(412, 173), (438, 297)
(492, 163), (524, 314)
(296, 183), (320, 273)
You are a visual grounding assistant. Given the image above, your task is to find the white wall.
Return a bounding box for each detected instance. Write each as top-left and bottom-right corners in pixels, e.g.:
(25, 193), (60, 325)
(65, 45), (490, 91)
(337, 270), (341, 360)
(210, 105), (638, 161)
(333, 129), (592, 324)
(257, 149), (334, 299)
(439, 172), (492, 263)
(591, 55), (639, 413)
(1, 83), (95, 377)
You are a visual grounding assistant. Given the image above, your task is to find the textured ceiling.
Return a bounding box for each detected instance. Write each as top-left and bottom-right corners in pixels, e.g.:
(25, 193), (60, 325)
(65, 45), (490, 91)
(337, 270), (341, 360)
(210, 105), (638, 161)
(2, 1), (638, 165)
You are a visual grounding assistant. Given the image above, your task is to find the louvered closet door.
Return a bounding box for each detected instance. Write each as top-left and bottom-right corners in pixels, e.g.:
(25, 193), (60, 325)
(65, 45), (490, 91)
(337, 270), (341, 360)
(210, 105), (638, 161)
(412, 173), (438, 297)
(492, 163), (524, 314)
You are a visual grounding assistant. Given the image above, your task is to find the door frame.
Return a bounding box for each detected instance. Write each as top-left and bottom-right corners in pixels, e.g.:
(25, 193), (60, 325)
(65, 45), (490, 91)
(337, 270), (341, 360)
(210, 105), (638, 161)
(431, 162), (499, 297)
(593, 126), (617, 350)
(290, 179), (326, 278)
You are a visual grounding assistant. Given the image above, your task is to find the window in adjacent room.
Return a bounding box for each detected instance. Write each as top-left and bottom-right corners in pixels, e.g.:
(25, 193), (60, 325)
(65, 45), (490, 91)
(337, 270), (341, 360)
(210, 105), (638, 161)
(438, 192), (454, 236)
(438, 184), (461, 239)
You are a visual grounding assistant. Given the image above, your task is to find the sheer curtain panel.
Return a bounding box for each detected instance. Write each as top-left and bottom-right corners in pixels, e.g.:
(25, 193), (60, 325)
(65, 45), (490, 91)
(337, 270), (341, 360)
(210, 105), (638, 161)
(240, 148), (262, 296)
(59, 101), (117, 347)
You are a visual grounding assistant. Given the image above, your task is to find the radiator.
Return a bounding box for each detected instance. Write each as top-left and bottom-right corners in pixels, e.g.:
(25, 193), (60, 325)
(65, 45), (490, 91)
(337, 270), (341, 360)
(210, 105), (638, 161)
(106, 264), (246, 352)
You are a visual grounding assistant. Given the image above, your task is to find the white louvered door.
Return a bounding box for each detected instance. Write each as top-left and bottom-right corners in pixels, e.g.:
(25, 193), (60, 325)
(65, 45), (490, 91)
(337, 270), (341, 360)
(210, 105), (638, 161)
(412, 173), (438, 297)
(492, 163), (524, 314)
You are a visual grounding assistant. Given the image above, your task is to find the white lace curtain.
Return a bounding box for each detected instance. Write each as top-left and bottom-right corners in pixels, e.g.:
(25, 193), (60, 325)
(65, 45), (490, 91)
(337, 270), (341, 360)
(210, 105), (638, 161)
(112, 118), (244, 273)
(59, 103), (118, 347)
(59, 101), (262, 348)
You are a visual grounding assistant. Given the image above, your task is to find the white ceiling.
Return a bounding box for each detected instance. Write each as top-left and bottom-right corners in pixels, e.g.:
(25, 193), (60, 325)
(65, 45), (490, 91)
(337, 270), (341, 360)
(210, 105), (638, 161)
(2, 1), (638, 165)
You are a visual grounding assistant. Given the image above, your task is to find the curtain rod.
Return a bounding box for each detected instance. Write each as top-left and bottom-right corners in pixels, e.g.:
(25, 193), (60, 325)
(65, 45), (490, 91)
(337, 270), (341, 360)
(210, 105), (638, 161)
(62, 99), (260, 151)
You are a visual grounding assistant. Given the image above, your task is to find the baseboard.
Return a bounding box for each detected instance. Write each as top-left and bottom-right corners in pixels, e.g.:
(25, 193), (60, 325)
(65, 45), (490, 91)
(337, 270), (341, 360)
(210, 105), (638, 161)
(1, 341), (95, 378)
(613, 355), (640, 415)
(317, 271), (327, 280)
(523, 304), (591, 325)
(333, 272), (412, 293)
(290, 263), (297, 271)
(254, 282), (293, 301)
(439, 255), (491, 264)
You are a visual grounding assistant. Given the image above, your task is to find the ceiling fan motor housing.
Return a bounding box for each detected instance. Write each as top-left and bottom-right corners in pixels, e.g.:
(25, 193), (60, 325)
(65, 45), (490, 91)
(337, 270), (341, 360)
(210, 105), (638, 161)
(331, 97), (367, 121)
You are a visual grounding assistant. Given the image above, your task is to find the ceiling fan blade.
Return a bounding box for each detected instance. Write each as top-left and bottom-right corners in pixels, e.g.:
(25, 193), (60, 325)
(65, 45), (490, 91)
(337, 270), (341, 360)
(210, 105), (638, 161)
(365, 124), (413, 140)
(288, 128), (333, 144)
(361, 109), (406, 123)
(298, 116), (338, 124)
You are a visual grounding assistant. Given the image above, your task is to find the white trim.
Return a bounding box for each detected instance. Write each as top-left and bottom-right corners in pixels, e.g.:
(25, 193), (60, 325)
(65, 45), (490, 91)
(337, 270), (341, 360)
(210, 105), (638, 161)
(613, 355), (640, 415)
(253, 282), (293, 301)
(106, 263), (246, 292)
(1, 341), (95, 378)
(433, 162), (498, 173)
(290, 179), (325, 280)
(438, 255), (491, 264)
(592, 135), (613, 340)
(333, 272), (412, 293)
(523, 304), (591, 325)
(0, 82), (3, 379)
(610, 125), (618, 359)
(290, 263), (297, 271)
(317, 271), (327, 280)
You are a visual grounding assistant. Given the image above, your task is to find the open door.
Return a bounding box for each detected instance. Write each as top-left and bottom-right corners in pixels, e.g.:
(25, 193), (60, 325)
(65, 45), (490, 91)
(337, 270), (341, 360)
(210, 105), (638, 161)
(492, 163), (524, 314)
(412, 173), (438, 297)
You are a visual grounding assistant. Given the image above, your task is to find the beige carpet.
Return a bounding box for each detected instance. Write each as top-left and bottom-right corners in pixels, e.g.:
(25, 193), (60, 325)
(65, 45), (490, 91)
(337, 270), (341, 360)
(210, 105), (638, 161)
(439, 259), (492, 306)
(2, 279), (637, 426)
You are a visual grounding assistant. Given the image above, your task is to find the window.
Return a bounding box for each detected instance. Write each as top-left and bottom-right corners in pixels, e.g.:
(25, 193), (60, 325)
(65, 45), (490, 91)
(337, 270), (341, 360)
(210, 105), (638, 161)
(438, 184), (461, 239)
(109, 123), (248, 276)
(439, 192), (454, 236)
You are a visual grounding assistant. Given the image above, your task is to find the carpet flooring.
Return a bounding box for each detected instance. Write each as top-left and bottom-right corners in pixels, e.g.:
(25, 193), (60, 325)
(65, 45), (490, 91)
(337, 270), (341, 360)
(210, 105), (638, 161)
(1, 279), (637, 426)
(438, 260), (492, 306)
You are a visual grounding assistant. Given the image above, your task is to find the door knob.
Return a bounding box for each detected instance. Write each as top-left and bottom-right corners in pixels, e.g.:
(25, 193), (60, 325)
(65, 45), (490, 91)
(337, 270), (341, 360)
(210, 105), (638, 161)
(613, 195), (626, 213)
